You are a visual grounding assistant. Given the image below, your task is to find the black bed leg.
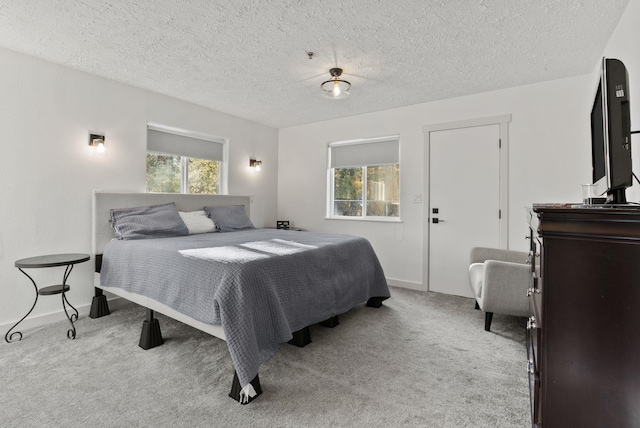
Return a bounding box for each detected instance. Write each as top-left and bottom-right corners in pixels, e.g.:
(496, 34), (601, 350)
(366, 297), (384, 308)
(139, 309), (164, 350)
(229, 371), (262, 404)
(89, 288), (110, 319)
(288, 326), (312, 347)
(319, 315), (340, 328)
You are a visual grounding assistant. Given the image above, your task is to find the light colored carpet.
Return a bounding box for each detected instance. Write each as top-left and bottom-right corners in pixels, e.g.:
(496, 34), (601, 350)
(0, 287), (529, 427)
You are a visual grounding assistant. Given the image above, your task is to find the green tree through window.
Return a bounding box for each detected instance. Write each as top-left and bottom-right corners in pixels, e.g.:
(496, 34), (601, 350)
(146, 153), (180, 193)
(146, 153), (219, 194)
(188, 158), (219, 194)
(334, 167), (363, 216)
(332, 164), (399, 217)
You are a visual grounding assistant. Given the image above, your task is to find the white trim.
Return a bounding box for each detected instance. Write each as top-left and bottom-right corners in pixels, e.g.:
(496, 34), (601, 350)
(327, 134), (400, 148)
(220, 139), (229, 194)
(147, 122), (226, 144)
(326, 135), (401, 220)
(324, 216), (403, 223)
(421, 115), (511, 134)
(421, 114), (511, 291)
(386, 278), (422, 291)
(181, 156), (189, 194)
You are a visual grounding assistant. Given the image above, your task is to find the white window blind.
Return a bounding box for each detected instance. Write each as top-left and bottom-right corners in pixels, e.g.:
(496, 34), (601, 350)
(330, 138), (399, 168)
(147, 129), (224, 161)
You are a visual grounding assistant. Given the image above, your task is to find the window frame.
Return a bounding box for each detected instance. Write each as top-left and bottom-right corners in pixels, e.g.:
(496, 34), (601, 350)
(327, 136), (401, 222)
(146, 123), (228, 195)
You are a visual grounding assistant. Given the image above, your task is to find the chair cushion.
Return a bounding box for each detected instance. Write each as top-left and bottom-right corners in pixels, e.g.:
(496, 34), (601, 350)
(468, 263), (484, 299)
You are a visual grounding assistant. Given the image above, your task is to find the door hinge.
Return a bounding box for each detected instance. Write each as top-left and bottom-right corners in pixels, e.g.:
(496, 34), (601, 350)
(499, 209), (502, 219)
(498, 138), (502, 149)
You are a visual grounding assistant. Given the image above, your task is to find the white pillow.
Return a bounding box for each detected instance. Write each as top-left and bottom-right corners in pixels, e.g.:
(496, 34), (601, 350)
(178, 210), (216, 235)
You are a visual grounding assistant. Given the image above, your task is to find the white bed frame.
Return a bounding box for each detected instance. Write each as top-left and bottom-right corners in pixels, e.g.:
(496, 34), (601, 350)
(92, 191), (252, 342)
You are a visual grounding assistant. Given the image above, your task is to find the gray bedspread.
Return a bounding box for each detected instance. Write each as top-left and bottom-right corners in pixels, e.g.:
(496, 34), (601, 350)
(100, 229), (390, 389)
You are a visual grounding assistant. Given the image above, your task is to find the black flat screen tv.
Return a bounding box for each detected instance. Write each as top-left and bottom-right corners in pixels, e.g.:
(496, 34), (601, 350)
(590, 57), (632, 204)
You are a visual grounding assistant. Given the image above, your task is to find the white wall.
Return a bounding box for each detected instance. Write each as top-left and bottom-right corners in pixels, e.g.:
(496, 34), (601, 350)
(0, 47), (278, 331)
(278, 72), (595, 291)
(278, 0), (640, 293)
(600, 0), (640, 203)
(4, 0), (637, 331)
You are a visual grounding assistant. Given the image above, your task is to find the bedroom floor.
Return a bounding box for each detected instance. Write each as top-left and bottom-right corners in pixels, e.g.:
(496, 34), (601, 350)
(0, 286), (529, 428)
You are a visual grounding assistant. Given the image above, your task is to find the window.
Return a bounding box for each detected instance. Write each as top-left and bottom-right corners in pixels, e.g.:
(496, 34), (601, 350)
(328, 136), (400, 220)
(146, 125), (227, 194)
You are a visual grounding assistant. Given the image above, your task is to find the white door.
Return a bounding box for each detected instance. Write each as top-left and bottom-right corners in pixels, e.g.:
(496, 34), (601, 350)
(428, 124), (501, 297)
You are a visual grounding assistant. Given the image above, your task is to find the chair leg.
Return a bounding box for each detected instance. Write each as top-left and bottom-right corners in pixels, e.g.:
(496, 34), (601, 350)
(484, 312), (494, 331)
(474, 301), (480, 310)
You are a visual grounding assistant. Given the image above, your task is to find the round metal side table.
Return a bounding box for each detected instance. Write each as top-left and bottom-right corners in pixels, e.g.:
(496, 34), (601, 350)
(5, 253), (90, 343)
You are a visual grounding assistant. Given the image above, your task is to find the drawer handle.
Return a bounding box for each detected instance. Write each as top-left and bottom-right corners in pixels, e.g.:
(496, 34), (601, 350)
(526, 287), (541, 297)
(527, 316), (537, 330)
(527, 359), (535, 374)
(525, 252), (540, 264)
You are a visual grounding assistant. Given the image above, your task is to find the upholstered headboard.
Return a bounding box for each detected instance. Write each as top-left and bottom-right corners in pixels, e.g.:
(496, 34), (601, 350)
(92, 191), (251, 255)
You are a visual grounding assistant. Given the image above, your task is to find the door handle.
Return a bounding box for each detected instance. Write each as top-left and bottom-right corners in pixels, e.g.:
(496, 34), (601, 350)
(432, 218), (446, 223)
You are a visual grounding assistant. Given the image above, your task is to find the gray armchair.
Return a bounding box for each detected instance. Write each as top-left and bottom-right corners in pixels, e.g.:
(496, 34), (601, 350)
(468, 247), (531, 331)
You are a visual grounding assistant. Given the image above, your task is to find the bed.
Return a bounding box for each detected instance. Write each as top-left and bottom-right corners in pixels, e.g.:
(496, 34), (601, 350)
(91, 191), (390, 403)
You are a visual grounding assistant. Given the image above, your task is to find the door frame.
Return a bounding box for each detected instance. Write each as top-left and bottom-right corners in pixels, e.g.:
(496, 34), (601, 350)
(422, 114), (511, 291)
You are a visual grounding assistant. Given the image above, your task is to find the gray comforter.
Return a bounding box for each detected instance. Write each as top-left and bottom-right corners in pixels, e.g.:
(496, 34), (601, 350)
(100, 229), (390, 389)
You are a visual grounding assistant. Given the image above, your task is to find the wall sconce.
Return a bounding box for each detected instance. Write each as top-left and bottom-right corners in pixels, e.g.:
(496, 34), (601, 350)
(89, 133), (106, 155)
(249, 158), (262, 171)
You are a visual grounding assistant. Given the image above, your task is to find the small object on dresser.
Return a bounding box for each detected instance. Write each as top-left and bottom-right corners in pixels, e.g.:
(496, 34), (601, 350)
(276, 220), (290, 230)
(581, 184), (606, 205)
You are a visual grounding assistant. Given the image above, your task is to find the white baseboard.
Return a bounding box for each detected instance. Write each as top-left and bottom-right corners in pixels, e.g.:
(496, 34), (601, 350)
(1, 297), (131, 339)
(386, 278), (424, 291)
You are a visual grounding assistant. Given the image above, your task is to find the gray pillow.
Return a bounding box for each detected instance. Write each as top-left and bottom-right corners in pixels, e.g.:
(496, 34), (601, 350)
(204, 205), (254, 232)
(111, 203), (189, 240)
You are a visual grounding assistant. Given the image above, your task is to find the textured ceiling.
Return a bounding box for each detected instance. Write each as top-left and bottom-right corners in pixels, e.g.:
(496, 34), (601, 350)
(0, 0), (630, 128)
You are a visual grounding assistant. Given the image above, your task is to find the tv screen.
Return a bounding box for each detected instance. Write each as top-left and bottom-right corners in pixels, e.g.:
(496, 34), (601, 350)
(590, 57), (632, 204)
(591, 84), (606, 185)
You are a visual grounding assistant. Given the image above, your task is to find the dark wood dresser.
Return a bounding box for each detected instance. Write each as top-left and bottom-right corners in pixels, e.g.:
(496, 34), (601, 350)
(526, 204), (640, 428)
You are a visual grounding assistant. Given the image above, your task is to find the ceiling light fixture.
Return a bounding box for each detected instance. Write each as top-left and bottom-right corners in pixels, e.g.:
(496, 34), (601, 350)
(321, 68), (351, 100)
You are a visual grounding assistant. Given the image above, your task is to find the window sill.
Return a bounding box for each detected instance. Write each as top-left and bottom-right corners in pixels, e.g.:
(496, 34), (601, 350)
(325, 216), (403, 223)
